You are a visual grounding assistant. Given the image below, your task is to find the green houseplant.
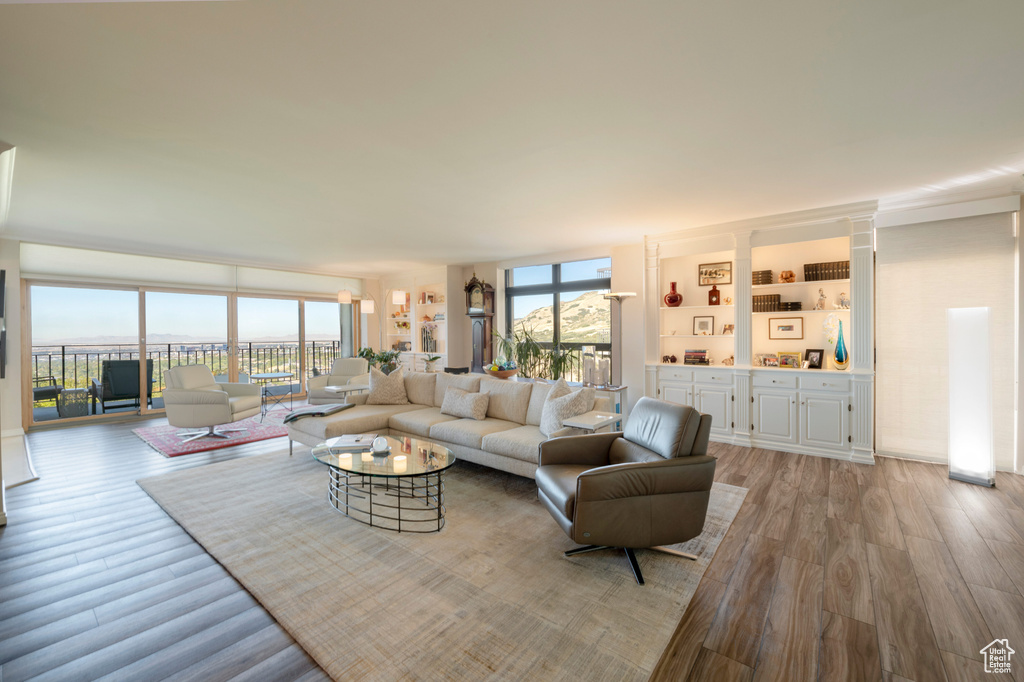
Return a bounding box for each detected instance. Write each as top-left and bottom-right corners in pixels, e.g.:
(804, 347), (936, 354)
(357, 347), (403, 375)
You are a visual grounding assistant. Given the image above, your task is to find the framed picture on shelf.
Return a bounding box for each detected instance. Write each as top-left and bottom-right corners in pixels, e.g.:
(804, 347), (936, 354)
(753, 353), (778, 367)
(805, 348), (824, 369)
(698, 261), (732, 286)
(721, 323), (735, 336)
(778, 352), (802, 368)
(693, 316), (714, 336)
(768, 316), (804, 340)
(762, 355), (779, 368)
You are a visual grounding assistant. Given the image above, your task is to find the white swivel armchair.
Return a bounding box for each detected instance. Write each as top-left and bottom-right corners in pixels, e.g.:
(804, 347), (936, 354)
(306, 357), (370, 405)
(163, 365), (262, 443)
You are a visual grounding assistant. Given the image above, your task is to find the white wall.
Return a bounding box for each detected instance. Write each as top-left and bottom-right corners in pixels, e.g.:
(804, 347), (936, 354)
(0, 239), (22, 436)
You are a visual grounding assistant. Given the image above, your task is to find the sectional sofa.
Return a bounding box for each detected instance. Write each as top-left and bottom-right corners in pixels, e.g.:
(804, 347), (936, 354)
(286, 371), (612, 479)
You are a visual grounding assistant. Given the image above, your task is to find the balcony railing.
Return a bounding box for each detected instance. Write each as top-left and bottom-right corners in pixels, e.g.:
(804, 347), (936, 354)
(31, 341), (342, 408)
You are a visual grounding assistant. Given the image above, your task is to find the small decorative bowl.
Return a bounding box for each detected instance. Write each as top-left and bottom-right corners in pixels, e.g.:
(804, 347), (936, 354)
(485, 368), (518, 380)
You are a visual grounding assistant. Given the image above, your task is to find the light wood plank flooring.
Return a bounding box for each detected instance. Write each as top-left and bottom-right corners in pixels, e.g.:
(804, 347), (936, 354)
(3, 421), (1023, 681)
(652, 445), (1024, 682)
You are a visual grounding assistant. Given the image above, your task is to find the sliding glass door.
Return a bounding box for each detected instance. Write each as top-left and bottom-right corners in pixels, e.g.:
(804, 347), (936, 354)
(143, 291), (229, 412)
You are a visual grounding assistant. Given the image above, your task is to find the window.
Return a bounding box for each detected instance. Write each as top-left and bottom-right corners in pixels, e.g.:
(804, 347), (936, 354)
(505, 258), (611, 380)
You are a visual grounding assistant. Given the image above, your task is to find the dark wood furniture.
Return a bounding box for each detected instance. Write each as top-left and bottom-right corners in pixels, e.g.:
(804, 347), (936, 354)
(465, 274), (495, 373)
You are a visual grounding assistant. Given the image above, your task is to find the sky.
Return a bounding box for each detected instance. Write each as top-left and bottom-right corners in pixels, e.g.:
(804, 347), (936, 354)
(31, 286), (342, 344)
(511, 258), (610, 319)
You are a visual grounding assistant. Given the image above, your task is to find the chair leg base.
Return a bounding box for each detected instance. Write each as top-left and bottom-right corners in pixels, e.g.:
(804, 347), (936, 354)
(651, 546), (699, 560)
(564, 545), (645, 585)
(177, 426), (246, 444)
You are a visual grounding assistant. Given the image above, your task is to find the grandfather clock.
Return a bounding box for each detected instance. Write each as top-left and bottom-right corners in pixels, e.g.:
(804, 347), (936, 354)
(465, 274), (495, 373)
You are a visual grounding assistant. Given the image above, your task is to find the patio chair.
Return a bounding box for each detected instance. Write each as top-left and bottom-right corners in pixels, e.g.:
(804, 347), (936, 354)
(90, 359), (154, 414)
(33, 376), (64, 404)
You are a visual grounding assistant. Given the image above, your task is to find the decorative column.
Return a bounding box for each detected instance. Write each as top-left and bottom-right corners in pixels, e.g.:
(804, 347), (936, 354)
(850, 218), (875, 464)
(732, 232), (752, 442)
(644, 238), (661, 398)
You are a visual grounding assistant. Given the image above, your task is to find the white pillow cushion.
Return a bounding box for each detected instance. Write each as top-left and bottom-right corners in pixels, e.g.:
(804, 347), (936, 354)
(440, 387), (489, 421)
(540, 382), (591, 437)
(366, 367), (410, 405)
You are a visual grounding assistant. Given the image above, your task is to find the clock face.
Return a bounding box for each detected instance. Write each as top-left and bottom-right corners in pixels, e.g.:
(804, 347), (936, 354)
(470, 288), (484, 312)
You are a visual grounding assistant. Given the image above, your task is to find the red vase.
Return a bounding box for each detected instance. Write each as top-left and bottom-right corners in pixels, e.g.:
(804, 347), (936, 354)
(664, 281), (682, 307)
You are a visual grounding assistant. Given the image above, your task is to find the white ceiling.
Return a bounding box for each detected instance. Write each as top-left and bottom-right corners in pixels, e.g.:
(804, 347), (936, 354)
(1, 0), (1023, 276)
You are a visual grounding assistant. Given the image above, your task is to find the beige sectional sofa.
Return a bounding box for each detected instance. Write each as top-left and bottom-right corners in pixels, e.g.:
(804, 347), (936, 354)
(287, 371), (611, 479)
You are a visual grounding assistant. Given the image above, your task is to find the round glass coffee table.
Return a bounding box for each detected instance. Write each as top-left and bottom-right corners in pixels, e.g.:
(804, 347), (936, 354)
(311, 435), (455, 533)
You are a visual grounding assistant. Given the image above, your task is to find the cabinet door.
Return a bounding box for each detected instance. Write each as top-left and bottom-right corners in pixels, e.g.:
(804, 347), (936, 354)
(801, 393), (849, 450)
(659, 382), (693, 407)
(753, 390), (798, 444)
(696, 385), (733, 436)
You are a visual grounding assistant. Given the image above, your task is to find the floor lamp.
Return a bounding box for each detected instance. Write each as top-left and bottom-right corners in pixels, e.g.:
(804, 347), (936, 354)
(948, 307), (995, 487)
(338, 288), (407, 352)
(603, 291), (636, 386)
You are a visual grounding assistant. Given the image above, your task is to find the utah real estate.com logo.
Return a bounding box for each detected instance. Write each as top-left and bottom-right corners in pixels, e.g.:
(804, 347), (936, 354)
(981, 639), (1014, 674)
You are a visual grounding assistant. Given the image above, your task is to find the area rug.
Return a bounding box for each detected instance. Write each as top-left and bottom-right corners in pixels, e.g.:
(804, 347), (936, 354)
(138, 451), (746, 681)
(132, 409), (289, 457)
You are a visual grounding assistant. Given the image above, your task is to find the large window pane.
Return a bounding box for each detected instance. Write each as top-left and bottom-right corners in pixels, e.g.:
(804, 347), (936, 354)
(508, 265), (552, 287)
(238, 297), (300, 392)
(305, 300), (342, 378)
(559, 290), (610, 344)
(510, 294), (554, 343)
(146, 292), (229, 398)
(561, 258), (612, 282)
(30, 286), (139, 422)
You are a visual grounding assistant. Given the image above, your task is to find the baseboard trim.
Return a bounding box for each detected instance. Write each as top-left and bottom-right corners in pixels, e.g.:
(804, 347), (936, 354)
(710, 432), (873, 463)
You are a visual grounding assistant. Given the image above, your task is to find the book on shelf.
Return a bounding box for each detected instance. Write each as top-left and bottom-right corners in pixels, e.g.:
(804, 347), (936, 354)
(282, 403), (353, 423)
(684, 350), (710, 366)
(803, 261), (849, 281)
(324, 433), (378, 451)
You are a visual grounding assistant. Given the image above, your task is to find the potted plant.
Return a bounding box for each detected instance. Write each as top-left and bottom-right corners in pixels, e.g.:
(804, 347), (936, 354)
(493, 324), (544, 378)
(357, 347), (403, 375)
(424, 355), (442, 373)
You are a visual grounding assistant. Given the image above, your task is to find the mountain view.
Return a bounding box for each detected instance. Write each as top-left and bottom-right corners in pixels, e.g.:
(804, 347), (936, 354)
(512, 290), (610, 344)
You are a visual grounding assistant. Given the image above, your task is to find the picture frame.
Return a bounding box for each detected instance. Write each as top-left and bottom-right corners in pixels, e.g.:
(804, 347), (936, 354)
(693, 316), (714, 336)
(698, 261), (732, 286)
(762, 355), (779, 368)
(721, 323), (735, 336)
(778, 351), (802, 368)
(805, 348), (824, 369)
(768, 316), (804, 340)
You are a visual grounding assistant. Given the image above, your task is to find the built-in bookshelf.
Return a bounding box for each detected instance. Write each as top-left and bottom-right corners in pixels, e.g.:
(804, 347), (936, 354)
(658, 249), (736, 366)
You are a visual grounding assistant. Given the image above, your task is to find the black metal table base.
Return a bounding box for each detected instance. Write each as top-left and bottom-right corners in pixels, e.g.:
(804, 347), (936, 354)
(327, 469), (446, 533)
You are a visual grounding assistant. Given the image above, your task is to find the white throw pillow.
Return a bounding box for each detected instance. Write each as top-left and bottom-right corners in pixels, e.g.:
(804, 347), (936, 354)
(540, 382), (591, 437)
(366, 367), (409, 405)
(440, 387), (489, 421)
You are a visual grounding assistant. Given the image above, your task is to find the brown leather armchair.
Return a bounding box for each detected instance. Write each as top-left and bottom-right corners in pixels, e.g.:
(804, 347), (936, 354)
(535, 397), (715, 584)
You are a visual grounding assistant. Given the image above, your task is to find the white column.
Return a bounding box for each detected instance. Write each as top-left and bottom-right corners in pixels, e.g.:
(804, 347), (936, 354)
(850, 219), (875, 463)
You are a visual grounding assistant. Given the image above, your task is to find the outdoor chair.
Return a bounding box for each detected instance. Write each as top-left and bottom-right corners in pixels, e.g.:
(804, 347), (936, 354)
(33, 375), (63, 404)
(90, 359), (154, 414)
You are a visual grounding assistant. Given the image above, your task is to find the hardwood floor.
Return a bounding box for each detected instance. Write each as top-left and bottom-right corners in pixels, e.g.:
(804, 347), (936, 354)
(652, 443), (1024, 682)
(0, 420), (329, 682)
(3, 422), (1022, 681)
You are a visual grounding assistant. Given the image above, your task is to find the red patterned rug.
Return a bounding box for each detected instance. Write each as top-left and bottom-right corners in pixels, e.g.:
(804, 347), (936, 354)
(133, 409), (290, 458)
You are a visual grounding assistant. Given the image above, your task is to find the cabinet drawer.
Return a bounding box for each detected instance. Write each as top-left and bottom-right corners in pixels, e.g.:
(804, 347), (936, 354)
(799, 376), (851, 393)
(753, 373), (798, 389)
(660, 368), (693, 382)
(692, 369), (732, 385)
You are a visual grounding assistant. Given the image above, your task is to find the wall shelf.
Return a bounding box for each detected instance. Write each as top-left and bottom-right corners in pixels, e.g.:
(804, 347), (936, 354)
(752, 278), (850, 290)
(752, 309), (851, 316)
(660, 305), (735, 311)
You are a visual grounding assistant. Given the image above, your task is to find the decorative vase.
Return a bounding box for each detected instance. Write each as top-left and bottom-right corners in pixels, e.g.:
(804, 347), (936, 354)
(833, 320), (849, 370)
(664, 282), (682, 307)
(708, 285), (720, 306)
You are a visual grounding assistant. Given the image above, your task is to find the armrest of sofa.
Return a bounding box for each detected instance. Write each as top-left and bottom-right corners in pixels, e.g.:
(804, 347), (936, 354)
(163, 387), (231, 406)
(346, 393), (370, 406)
(576, 455), (716, 502)
(538, 431), (621, 467)
(218, 382), (261, 398)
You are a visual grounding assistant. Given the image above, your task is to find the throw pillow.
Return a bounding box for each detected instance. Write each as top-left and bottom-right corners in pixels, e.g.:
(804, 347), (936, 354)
(440, 387), (489, 420)
(540, 385), (591, 437)
(366, 367), (409, 405)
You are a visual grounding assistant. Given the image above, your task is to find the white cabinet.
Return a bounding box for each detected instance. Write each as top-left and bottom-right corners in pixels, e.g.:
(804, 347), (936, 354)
(752, 389), (798, 444)
(695, 384), (732, 436)
(800, 392), (848, 450)
(660, 382), (693, 407)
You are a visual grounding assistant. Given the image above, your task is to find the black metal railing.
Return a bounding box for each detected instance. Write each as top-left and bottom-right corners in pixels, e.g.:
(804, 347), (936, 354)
(31, 340), (342, 410)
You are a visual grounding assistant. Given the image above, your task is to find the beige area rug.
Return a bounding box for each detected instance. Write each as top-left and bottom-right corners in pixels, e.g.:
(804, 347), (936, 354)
(139, 450), (746, 681)
(3, 435), (38, 489)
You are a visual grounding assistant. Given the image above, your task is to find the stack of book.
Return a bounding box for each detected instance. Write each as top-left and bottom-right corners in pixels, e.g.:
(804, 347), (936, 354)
(684, 350), (710, 366)
(753, 294), (782, 312)
(779, 301), (803, 311)
(803, 261), (850, 281)
(752, 270), (774, 285)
